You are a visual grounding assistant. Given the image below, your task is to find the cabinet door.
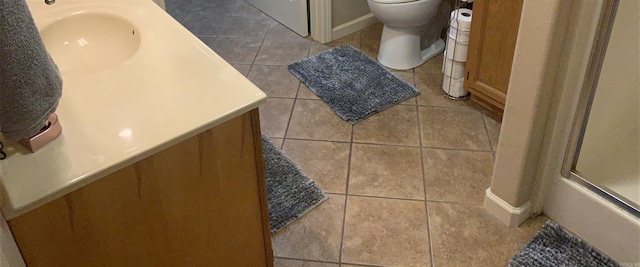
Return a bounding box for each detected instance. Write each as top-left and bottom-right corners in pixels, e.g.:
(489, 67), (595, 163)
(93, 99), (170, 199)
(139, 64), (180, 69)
(464, 0), (523, 113)
(9, 110), (273, 267)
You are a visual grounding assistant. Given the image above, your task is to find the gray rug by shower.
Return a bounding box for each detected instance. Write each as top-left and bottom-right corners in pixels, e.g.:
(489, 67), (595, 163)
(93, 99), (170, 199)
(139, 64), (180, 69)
(509, 221), (620, 267)
(263, 135), (328, 233)
(288, 44), (420, 124)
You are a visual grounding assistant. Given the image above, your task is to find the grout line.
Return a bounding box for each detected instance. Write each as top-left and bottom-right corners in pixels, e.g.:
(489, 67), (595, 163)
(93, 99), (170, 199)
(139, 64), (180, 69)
(273, 257), (339, 265)
(278, 137), (351, 145)
(279, 37), (318, 159)
(338, 125), (355, 264)
(280, 84), (300, 145)
(347, 194), (424, 202)
(417, 103), (482, 111)
(340, 262), (388, 267)
(252, 63), (305, 67)
(425, 199), (484, 206)
(316, 192), (485, 207)
(421, 145), (492, 153)
(273, 256), (387, 267)
(480, 110), (496, 159)
(279, 136), (493, 153)
(246, 20), (269, 80)
(415, 74), (436, 267)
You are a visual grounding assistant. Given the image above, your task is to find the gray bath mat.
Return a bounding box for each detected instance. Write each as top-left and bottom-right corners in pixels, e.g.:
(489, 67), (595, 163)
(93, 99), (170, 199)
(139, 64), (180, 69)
(288, 45), (420, 124)
(263, 135), (328, 233)
(509, 221), (620, 267)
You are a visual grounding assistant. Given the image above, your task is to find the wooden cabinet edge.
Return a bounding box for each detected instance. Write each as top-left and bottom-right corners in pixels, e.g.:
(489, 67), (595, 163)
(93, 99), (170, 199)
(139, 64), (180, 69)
(250, 108), (275, 267)
(8, 109), (274, 266)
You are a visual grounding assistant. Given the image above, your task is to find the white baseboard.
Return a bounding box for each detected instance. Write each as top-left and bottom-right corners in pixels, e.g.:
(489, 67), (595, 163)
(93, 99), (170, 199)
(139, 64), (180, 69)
(331, 13), (378, 41)
(484, 188), (532, 227)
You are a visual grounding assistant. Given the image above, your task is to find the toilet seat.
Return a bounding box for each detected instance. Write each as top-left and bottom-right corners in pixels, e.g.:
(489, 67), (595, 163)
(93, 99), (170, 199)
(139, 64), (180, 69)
(369, 0), (417, 4)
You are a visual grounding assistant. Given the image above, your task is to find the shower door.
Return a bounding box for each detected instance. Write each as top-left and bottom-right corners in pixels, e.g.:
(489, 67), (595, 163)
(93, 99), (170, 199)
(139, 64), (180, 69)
(245, 0), (309, 36)
(563, 0), (640, 216)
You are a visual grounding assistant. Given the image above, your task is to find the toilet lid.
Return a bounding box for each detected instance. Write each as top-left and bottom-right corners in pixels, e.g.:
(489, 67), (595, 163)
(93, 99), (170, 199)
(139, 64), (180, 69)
(370, 0), (418, 4)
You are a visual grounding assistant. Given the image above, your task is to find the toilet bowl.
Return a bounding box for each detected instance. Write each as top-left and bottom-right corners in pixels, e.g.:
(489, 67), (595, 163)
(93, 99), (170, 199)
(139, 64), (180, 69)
(367, 0), (446, 70)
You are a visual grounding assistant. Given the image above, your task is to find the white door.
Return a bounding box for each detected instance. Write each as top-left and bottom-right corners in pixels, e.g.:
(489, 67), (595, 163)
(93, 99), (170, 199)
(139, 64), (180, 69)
(246, 0), (309, 37)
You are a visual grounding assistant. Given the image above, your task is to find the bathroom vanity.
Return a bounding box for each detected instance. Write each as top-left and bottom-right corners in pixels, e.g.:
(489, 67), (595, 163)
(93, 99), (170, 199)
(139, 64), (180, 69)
(0, 0), (272, 265)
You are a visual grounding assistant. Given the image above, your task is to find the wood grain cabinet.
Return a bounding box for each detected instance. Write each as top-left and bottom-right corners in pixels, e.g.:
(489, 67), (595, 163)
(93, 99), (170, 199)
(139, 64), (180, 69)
(464, 0), (524, 114)
(8, 110), (274, 267)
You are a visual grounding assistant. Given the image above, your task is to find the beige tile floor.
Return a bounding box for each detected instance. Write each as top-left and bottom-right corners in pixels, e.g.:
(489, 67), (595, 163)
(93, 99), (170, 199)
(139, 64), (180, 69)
(167, 1), (549, 266)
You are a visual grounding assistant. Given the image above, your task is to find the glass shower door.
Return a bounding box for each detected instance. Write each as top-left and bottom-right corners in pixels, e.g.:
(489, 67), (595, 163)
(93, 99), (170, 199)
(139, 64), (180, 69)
(565, 0), (640, 216)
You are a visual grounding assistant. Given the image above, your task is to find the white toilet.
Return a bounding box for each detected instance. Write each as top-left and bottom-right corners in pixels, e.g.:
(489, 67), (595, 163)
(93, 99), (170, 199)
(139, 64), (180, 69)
(367, 0), (447, 70)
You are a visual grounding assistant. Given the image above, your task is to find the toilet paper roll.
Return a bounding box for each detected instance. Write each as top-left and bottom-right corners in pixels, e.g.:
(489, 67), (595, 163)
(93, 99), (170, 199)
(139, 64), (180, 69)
(443, 57), (466, 79)
(448, 27), (470, 42)
(450, 8), (472, 31)
(445, 36), (469, 62)
(442, 74), (468, 98)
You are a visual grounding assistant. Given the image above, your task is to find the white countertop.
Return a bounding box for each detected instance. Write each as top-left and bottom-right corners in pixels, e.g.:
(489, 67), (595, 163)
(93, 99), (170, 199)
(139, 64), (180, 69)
(0, 0), (267, 220)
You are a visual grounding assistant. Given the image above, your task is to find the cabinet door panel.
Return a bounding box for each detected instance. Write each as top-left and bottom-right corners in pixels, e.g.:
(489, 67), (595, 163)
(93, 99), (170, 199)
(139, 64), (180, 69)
(464, 0), (524, 112)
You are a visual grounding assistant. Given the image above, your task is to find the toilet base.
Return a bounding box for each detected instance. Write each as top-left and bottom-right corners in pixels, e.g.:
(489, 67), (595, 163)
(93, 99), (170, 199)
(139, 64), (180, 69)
(377, 25), (445, 70)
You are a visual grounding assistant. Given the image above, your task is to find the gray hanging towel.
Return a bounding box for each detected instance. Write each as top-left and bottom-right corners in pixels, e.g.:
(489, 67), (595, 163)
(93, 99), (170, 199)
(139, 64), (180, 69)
(0, 0), (62, 141)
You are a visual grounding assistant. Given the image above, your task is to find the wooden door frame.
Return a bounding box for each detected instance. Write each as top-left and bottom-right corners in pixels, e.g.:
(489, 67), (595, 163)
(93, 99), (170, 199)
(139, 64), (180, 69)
(309, 0), (332, 43)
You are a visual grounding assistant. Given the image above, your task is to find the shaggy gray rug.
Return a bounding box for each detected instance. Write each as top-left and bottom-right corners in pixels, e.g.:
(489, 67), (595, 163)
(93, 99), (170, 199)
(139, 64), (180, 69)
(263, 135), (327, 233)
(288, 45), (420, 124)
(509, 221), (620, 267)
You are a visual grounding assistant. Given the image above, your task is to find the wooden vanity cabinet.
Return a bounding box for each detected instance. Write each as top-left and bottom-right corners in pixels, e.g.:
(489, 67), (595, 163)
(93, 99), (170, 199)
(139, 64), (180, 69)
(7, 109), (274, 266)
(464, 0), (524, 115)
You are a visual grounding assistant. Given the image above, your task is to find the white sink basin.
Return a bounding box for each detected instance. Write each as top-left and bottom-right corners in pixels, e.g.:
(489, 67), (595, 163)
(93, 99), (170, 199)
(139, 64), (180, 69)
(40, 13), (141, 75)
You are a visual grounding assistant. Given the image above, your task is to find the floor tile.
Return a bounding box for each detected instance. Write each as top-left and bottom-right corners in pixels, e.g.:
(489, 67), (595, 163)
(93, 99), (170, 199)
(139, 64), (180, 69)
(259, 98), (294, 138)
(360, 42), (380, 60)
(255, 39), (312, 65)
(232, 1), (270, 19)
(514, 214), (550, 249)
(181, 13), (222, 36)
(270, 138), (284, 149)
(297, 83), (320, 100)
(415, 53), (444, 74)
(333, 31), (362, 47)
(308, 43), (331, 57)
(230, 64), (251, 76)
(190, 0), (240, 16)
(361, 23), (383, 44)
(342, 196), (430, 266)
(248, 65), (300, 98)
(428, 202), (520, 267)
(274, 258), (339, 267)
(272, 194), (345, 262)
(211, 37), (262, 64)
(419, 106), (491, 150)
(217, 16), (274, 38)
(266, 23), (305, 41)
(283, 139), (350, 194)
(483, 112), (502, 152)
(286, 100), (352, 142)
(349, 144), (424, 199)
(422, 148), (494, 204)
(415, 72), (468, 108)
(165, 0), (194, 22)
(392, 72), (418, 105)
(352, 105), (420, 146)
(197, 36), (216, 48)
(309, 42), (360, 57)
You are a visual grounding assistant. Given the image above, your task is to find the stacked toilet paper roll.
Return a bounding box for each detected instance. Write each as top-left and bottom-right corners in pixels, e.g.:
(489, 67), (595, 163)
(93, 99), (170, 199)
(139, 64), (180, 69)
(443, 8), (472, 98)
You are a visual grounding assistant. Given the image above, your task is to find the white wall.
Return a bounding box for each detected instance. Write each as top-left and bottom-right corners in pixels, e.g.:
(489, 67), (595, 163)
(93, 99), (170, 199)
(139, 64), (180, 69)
(575, 0), (640, 205)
